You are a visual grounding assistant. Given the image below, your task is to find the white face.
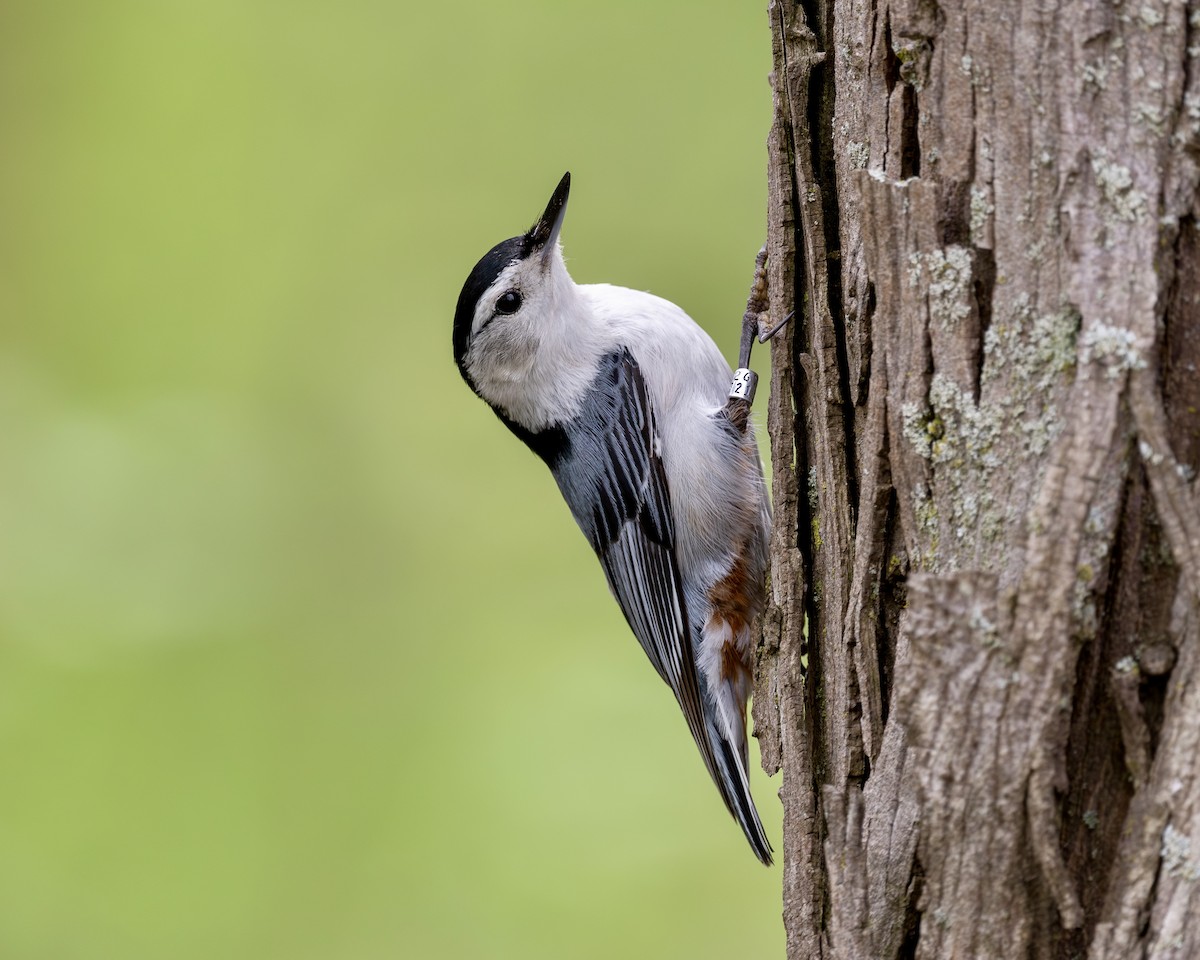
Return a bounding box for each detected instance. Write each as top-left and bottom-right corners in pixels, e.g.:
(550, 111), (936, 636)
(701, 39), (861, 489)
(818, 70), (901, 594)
(462, 243), (608, 431)
(463, 247), (568, 396)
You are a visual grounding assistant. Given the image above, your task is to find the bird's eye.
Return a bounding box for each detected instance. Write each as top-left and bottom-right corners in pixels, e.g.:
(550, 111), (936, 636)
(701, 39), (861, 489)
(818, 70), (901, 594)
(495, 290), (523, 315)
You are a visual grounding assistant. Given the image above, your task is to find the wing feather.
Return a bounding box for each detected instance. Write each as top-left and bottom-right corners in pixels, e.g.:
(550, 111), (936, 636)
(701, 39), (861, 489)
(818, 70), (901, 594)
(550, 350), (718, 782)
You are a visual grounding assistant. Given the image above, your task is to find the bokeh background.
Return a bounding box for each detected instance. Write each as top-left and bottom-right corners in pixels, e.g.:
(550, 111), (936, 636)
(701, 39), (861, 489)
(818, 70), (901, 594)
(0, 2), (780, 957)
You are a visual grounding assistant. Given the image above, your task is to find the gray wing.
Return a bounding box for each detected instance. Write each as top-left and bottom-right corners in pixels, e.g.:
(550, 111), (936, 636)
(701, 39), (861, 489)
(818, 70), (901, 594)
(550, 350), (718, 778)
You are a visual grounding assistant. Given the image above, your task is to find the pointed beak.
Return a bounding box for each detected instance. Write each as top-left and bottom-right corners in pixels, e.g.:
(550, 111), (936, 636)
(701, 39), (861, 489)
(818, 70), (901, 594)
(527, 172), (570, 263)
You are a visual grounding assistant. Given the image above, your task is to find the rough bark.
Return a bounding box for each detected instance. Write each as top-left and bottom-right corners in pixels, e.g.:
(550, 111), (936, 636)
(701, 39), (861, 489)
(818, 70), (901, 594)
(753, 0), (1200, 956)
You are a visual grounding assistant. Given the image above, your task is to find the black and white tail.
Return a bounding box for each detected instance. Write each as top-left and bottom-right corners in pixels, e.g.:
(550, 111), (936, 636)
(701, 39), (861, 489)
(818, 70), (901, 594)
(701, 694), (773, 865)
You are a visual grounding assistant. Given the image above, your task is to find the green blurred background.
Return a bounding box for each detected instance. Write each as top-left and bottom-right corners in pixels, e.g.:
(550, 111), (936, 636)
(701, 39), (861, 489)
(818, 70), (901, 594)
(0, 2), (780, 957)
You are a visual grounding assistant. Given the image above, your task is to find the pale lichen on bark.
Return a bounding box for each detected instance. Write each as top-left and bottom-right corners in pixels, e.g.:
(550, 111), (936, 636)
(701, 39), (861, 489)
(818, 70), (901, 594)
(754, 0), (1200, 955)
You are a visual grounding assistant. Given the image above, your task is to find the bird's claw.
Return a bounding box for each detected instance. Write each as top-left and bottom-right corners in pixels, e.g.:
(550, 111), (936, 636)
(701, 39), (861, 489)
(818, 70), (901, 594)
(757, 310), (793, 343)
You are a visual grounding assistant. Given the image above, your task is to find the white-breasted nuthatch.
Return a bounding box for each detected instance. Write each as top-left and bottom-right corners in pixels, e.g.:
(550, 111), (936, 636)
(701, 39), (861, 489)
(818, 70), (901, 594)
(452, 173), (773, 864)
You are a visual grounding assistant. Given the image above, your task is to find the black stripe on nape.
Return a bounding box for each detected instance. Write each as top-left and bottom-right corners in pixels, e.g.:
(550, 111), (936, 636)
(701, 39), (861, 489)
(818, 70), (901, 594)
(452, 234), (532, 381)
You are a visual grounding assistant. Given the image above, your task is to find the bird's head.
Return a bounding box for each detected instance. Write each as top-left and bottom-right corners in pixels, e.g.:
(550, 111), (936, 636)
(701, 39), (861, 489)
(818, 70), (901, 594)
(452, 172), (576, 398)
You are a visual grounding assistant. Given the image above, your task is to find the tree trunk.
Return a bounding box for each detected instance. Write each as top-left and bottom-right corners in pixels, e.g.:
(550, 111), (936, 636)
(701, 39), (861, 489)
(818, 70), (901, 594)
(752, 0), (1200, 956)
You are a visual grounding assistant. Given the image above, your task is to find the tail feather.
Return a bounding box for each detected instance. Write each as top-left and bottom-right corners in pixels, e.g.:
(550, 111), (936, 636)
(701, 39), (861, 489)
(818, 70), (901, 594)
(704, 711), (773, 865)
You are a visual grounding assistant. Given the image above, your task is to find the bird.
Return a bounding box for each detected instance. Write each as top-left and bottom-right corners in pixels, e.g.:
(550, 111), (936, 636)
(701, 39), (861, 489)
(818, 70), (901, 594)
(452, 172), (773, 864)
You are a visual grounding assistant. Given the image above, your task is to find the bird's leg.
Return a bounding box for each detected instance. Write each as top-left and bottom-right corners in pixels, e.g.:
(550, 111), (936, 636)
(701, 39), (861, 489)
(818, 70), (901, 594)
(737, 246), (769, 371)
(725, 246), (790, 432)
